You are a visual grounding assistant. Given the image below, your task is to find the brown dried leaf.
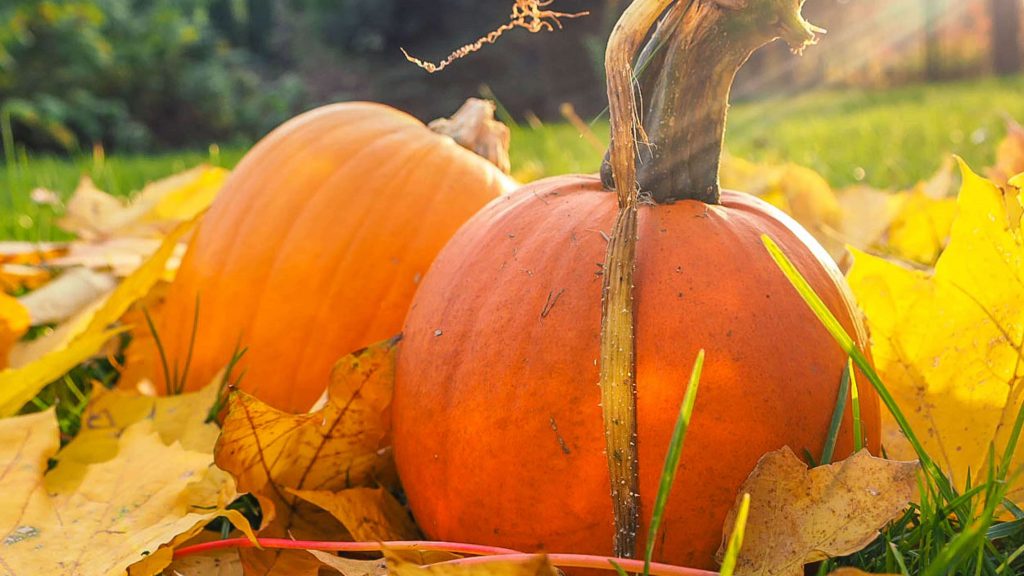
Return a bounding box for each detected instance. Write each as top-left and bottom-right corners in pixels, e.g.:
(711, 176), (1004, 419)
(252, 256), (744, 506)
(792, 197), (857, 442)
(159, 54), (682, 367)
(215, 337), (399, 576)
(719, 448), (918, 576)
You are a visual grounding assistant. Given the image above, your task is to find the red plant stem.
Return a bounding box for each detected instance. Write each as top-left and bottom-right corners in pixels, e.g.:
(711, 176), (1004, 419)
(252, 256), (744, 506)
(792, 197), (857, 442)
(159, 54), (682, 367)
(173, 538), (520, 558)
(171, 537), (719, 576)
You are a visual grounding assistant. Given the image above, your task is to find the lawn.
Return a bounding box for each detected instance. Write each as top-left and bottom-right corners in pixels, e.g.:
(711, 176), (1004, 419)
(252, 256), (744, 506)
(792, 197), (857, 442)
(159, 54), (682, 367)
(3, 75), (1023, 241)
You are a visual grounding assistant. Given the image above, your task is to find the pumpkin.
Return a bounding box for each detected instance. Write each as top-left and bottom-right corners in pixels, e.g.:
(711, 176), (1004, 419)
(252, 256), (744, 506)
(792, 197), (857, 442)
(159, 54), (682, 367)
(128, 99), (515, 412)
(393, 0), (881, 569)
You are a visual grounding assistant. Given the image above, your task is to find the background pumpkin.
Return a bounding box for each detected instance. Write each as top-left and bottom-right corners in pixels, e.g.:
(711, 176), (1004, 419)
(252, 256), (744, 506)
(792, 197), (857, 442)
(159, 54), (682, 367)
(393, 0), (881, 569)
(125, 99), (515, 412)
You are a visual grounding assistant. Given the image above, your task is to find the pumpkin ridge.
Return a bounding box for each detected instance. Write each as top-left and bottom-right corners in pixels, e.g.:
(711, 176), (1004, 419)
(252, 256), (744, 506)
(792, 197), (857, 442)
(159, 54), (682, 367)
(275, 136), (462, 387)
(242, 128), (446, 398)
(164, 119), (422, 392)
(357, 147), (488, 343)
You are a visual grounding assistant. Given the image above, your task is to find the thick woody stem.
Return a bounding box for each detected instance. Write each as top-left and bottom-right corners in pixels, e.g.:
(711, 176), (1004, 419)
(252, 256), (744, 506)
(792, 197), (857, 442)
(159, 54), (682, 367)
(596, 0), (820, 560)
(429, 99), (512, 174)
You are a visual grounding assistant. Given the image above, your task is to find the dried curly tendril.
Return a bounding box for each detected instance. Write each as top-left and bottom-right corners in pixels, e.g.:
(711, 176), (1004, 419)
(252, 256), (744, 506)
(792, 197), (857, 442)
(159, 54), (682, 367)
(402, 0), (588, 73)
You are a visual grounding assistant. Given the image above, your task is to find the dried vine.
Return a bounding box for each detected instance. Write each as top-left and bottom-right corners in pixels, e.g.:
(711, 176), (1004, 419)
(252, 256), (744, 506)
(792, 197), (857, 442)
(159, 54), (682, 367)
(402, 0), (588, 73)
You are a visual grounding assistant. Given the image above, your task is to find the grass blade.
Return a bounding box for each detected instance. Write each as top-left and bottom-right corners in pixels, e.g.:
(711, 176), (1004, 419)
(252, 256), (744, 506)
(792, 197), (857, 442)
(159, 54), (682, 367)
(719, 493), (750, 576)
(643, 349), (704, 576)
(761, 235), (954, 500)
(821, 362), (851, 465)
(850, 358), (863, 452)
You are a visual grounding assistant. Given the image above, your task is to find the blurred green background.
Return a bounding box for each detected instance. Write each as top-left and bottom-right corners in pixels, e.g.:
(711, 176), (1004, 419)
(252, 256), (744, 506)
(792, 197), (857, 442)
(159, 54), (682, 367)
(1, 0), (1023, 240)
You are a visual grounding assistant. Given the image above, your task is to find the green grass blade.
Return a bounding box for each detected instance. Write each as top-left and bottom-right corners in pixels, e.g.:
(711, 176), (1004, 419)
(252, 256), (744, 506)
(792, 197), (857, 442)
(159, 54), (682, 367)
(643, 349), (704, 576)
(719, 493), (750, 576)
(850, 358), (863, 452)
(821, 362), (851, 465)
(761, 235), (954, 500)
(608, 559), (629, 576)
(889, 541), (911, 576)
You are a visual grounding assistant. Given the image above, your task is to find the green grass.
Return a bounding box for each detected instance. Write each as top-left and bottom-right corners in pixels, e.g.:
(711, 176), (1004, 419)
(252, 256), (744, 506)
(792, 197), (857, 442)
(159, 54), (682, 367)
(728, 75), (1024, 189)
(0, 146), (247, 241)
(2, 75), (1023, 242)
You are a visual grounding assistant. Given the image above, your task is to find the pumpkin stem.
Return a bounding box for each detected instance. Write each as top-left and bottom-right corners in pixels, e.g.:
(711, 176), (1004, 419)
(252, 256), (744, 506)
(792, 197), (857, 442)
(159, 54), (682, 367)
(429, 98), (512, 174)
(595, 0), (820, 560)
(600, 0), (821, 204)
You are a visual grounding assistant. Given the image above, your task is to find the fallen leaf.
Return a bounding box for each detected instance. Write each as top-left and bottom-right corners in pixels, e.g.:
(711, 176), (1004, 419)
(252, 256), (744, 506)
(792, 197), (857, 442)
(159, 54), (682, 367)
(18, 267), (118, 325)
(0, 292), (30, 367)
(385, 553), (558, 576)
(8, 217), (193, 379)
(722, 156), (844, 260)
(0, 241), (68, 265)
(0, 326), (125, 416)
(988, 117), (1024, 186)
(161, 545), (243, 576)
(718, 448), (918, 576)
(55, 378), (224, 486)
(0, 263), (53, 293)
(291, 487), (422, 542)
(59, 166), (226, 241)
(848, 160), (1024, 501)
(886, 187), (958, 266)
(160, 532), (244, 576)
(0, 411), (242, 576)
(30, 186), (62, 207)
(835, 186), (906, 255)
(214, 337), (399, 575)
(310, 551), (387, 576)
(50, 237), (187, 278)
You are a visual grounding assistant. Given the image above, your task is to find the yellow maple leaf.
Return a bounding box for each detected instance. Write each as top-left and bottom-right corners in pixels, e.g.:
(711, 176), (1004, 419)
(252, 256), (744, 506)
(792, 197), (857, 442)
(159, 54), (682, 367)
(988, 118), (1024, 186)
(309, 551), (387, 576)
(291, 487), (422, 542)
(0, 410), (244, 576)
(55, 379), (224, 486)
(214, 337), (399, 575)
(886, 188), (958, 266)
(59, 166), (226, 241)
(0, 262), (52, 293)
(718, 448), (917, 576)
(721, 156), (844, 260)
(0, 292), (30, 368)
(835, 185), (907, 257)
(160, 533), (243, 576)
(1011, 173), (1023, 190)
(384, 553), (559, 576)
(848, 160), (1024, 500)
(0, 218), (195, 415)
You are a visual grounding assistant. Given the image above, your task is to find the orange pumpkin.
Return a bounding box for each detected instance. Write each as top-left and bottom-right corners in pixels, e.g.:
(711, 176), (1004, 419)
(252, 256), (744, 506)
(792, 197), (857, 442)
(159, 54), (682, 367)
(393, 0), (880, 569)
(129, 99), (514, 412)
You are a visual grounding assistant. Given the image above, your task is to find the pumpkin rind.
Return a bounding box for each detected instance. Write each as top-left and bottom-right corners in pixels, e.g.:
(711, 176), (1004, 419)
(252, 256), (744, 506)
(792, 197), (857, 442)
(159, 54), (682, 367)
(134, 102), (514, 411)
(393, 176), (881, 568)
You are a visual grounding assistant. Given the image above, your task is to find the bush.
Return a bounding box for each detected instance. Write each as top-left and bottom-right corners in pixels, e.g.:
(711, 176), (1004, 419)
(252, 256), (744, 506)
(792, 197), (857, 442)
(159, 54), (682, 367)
(0, 0), (306, 153)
